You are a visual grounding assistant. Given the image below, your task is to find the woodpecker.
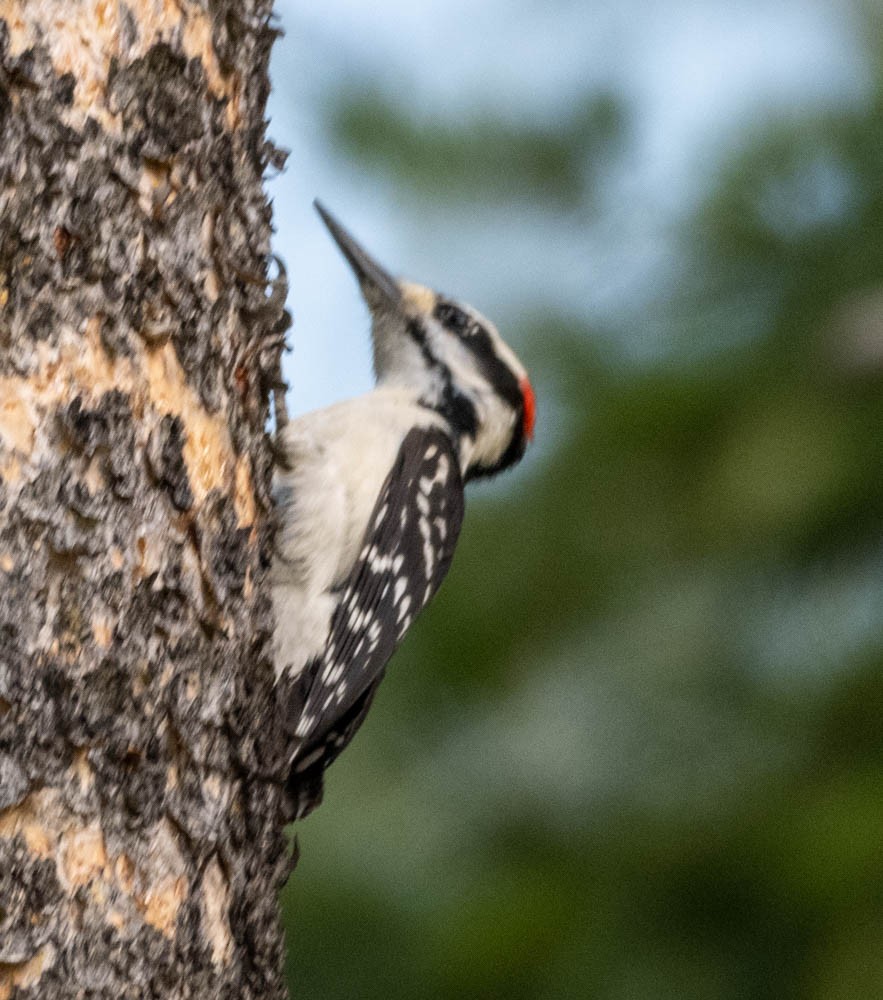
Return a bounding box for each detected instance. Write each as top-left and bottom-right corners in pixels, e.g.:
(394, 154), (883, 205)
(273, 201), (536, 819)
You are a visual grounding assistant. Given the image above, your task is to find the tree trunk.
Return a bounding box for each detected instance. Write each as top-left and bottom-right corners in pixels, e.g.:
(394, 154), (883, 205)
(0, 3), (292, 997)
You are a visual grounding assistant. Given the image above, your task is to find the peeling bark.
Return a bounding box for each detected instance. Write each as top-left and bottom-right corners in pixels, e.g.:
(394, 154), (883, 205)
(0, 2), (292, 997)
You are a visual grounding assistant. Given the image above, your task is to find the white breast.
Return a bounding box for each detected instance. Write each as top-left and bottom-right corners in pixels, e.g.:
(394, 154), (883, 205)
(271, 388), (447, 678)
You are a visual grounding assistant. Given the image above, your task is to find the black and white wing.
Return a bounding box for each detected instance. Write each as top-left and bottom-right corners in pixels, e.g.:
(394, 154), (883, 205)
(283, 426), (464, 814)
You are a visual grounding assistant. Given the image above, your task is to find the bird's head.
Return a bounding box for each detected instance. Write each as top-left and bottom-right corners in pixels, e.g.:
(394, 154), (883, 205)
(315, 200), (535, 480)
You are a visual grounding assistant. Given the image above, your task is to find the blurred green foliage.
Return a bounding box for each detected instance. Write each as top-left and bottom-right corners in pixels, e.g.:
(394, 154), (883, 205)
(282, 12), (883, 999)
(328, 89), (624, 208)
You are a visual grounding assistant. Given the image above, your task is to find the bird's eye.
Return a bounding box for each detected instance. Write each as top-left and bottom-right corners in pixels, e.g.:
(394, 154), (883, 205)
(435, 302), (471, 336)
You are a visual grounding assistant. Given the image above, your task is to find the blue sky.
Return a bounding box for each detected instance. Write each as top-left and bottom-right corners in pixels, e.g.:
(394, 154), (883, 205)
(267, 0), (867, 416)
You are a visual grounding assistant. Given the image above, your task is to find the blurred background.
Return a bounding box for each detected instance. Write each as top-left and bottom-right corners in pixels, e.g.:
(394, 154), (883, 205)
(267, 1), (883, 997)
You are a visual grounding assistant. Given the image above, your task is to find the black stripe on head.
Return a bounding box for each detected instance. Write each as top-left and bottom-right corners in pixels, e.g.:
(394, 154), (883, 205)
(412, 309), (528, 479)
(434, 299), (527, 479)
(438, 384), (479, 439)
(433, 299), (523, 412)
(408, 318), (478, 439)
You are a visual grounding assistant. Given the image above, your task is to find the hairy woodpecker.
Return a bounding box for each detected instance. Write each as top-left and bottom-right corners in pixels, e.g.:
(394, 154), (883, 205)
(273, 201), (536, 819)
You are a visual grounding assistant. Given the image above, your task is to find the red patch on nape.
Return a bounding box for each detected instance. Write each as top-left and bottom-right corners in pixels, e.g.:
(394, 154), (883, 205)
(520, 376), (536, 441)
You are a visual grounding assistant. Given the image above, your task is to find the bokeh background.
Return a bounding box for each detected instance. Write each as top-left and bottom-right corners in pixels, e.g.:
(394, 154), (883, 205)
(267, 2), (883, 997)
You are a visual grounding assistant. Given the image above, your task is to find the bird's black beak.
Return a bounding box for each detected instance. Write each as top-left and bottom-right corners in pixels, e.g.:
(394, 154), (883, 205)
(314, 200), (401, 311)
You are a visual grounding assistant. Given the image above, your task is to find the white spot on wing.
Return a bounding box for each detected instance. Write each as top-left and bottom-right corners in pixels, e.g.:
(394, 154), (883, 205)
(323, 661), (345, 686)
(419, 514), (435, 577)
(295, 746), (324, 771)
(295, 712), (316, 738)
(374, 503), (389, 529)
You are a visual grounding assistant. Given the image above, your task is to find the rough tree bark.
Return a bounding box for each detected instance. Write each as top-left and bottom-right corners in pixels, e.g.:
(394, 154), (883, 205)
(0, 2), (293, 997)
